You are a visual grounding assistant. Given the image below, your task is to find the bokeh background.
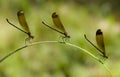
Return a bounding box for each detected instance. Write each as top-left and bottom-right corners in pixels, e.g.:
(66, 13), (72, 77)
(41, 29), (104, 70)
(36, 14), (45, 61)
(0, 0), (120, 77)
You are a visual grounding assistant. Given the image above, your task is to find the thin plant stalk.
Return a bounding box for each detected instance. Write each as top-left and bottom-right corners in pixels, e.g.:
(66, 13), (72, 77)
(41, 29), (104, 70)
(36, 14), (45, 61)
(0, 41), (102, 63)
(0, 45), (27, 63)
(0, 41), (112, 76)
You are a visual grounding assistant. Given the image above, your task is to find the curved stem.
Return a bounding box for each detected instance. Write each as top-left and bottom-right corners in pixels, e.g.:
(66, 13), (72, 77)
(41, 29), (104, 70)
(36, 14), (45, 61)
(0, 41), (102, 64)
(66, 42), (104, 64)
(0, 41), (58, 63)
(0, 45), (27, 63)
(0, 40), (112, 76)
(28, 41), (58, 46)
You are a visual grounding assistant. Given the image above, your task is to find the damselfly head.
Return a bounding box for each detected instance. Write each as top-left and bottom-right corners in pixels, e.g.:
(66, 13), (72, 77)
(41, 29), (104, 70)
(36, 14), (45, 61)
(64, 32), (70, 38)
(28, 33), (34, 39)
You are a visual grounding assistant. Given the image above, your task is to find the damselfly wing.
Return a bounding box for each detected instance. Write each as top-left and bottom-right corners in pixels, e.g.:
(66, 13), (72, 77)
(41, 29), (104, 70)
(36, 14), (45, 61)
(84, 29), (108, 58)
(17, 10), (30, 34)
(96, 29), (107, 58)
(6, 10), (34, 42)
(42, 12), (70, 38)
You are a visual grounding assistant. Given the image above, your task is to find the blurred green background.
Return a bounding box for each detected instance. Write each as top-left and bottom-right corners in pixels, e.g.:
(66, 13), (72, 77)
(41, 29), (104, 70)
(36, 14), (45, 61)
(0, 0), (120, 77)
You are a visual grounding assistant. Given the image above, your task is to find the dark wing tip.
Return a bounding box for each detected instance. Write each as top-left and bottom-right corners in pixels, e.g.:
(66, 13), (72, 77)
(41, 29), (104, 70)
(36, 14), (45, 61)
(96, 29), (102, 35)
(42, 21), (44, 24)
(84, 34), (87, 38)
(17, 10), (24, 16)
(52, 12), (58, 18)
(6, 18), (8, 21)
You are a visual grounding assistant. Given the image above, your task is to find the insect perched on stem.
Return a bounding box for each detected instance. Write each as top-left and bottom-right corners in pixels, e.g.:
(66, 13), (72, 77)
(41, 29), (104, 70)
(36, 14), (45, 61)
(84, 29), (108, 58)
(6, 10), (34, 43)
(42, 12), (70, 42)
